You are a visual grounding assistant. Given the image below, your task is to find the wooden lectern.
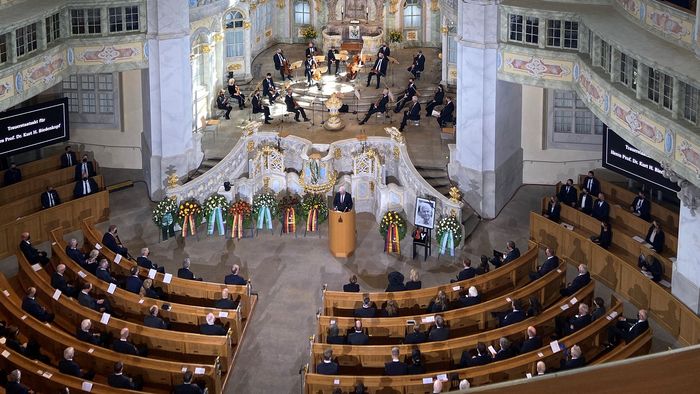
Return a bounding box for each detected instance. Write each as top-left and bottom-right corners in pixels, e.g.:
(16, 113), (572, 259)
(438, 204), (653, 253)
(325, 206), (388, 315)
(328, 210), (356, 258)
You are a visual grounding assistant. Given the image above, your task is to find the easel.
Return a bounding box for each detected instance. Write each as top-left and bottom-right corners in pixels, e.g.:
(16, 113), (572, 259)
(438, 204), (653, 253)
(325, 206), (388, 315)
(412, 228), (432, 261)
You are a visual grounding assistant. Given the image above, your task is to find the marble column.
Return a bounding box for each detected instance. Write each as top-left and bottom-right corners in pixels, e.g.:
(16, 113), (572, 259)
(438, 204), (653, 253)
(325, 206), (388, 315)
(447, 0), (522, 219)
(142, 0), (202, 199)
(695, 4), (700, 58)
(672, 182), (700, 313)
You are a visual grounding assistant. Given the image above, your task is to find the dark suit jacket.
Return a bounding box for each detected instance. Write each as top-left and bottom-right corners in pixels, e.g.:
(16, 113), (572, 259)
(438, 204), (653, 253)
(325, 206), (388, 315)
(579, 193), (593, 214)
(568, 314), (592, 334)
(108, 373), (137, 389)
(51, 272), (72, 294)
(561, 272), (591, 296)
(385, 361), (408, 376)
(262, 78), (276, 96)
(639, 255), (663, 282)
(144, 315), (168, 329)
(597, 228), (612, 249)
(631, 197), (651, 221)
(558, 185), (578, 205)
(415, 54), (425, 71)
(537, 256), (560, 278)
(457, 267), (476, 281)
(501, 310), (526, 327)
(386, 283), (406, 292)
(19, 240), (42, 264)
(503, 248), (521, 264)
(200, 323), (227, 335)
(371, 57), (388, 76)
(252, 95), (267, 114)
(137, 256), (156, 270)
(404, 102), (421, 120)
(78, 291), (99, 311)
(372, 95), (389, 113)
(378, 46), (390, 57)
(22, 296), (51, 322)
(520, 336), (543, 354)
(592, 200), (610, 221)
(404, 331), (426, 344)
(405, 280), (421, 290)
(583, 176), (600, 196)
(459, 295), (481, 308)
(178, 267), (195, 280)
(284, 95), (297, 112)
(5, 381), (31, 394)
(215, 298), (239, 309)
(560, 356), (586, 370)
(624, 319), (650, 342)
(431, 90), (445, 106)
(96, 268), (118, 284)
(273, 53), (285, 69)
(354, 306), (376, 318)
(4, 168), (21, 185)
(333, 192), (353, 212)
(77, 329), (101, 345)
(102, 232), (127, 256)
(224, 274), (246, 285)
(304, 46), (317, 58)
(58, 358), (83, 377)
(113, 339), (139, 355)
(41, 190), (61, 208)
(428, 326), (449, 341)
(343, 283), (360, 292)
(327, 335), (346, 344)
(545, 201), (561, 222)
(439, 101), (455, 123)
(74, 177), (98, 198)
(467, 352), (492, 367)
(494, 347), (517, 361)
(327, 49), (337, 62)
(407, 363), (426, 375)
(74, 161), (96, 181)
(402, 84), (417, 100)
(317, 361), (339, 375)
(347, 331), (369, 345)
(125, 276), (143, 294)
(61, 151), (77, 168)
(174, 383), (204, 394)
(645, 226), (665, 253)
(66, 246), (86, 265)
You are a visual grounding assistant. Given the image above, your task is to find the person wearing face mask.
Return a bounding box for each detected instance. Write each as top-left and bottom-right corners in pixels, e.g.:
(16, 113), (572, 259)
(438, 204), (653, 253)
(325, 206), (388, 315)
(19, 232), (49, 265)
(74, 154), (96, 181)
(73, 174), (98, 198)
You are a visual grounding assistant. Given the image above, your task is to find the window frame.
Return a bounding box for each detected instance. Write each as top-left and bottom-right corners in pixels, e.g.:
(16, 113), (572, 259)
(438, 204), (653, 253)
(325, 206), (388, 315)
(0, 34), (7, 64)
(546, 20), (561, 47)
(294, 0), (311, 25)
(524, 16), (539, 45)
(647, 67), (661, 105)
(547, 89), (605, 151)
(46, 13), (61, 44)
(108, 6), (140, 33)
(224, 10), (245, 58)
(71, 8), (102, 35)
(62, 72), (120, 127)
(563, 21), (578, 49)
(15, 23), (38, 58)
(619, 52), (638, 92)
(599, 39), (611, 74)
(682, 82), (699, 125)
(403, 0), (422, 29)
(509, 14), (523, 42)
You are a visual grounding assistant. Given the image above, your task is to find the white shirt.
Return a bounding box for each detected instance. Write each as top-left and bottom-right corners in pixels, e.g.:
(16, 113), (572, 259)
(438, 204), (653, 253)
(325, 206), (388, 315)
(47, 192), (55, 207)
(649, 229), (657, 243)
(83, 180), (91, 195)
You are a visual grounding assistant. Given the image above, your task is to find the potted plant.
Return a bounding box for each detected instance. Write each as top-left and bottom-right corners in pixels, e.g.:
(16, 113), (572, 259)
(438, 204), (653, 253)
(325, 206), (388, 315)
(300, 25), (318, 40)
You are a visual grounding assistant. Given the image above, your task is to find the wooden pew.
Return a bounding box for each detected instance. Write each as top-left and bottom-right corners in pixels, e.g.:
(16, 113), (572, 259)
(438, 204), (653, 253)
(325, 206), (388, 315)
(322, 241), (539, 316)
(529, 211), (700, 346)
(0, 161), (96, 205)
(0, 190), (109, 259)
(81, 219), (254, 316)
(316, 267), (566, 342)
(50, 228), (244, 341)
(0, 151), (81, 186)
(309, 282), (595, 372)
(0, 175), (105, 224)
(0, 272), (223, 393)
(303, 295), (622, 393)
(15, 253), (235, 371)
(592, 329), (652, 364)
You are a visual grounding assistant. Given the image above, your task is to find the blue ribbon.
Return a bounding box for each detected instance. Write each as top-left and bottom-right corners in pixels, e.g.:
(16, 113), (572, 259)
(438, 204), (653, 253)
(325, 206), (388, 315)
(208, 207), (225, 235)
(256, 206), (272, 229)
(439, 229), (455, 256)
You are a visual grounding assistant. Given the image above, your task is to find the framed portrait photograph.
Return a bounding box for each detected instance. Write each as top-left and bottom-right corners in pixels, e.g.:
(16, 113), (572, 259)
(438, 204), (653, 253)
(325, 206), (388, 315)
(414, 197), (436, 229)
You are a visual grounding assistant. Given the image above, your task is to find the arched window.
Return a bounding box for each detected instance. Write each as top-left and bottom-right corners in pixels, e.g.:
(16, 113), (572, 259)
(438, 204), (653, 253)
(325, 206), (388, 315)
(224, 10), (244, 57)
(403, 0), (421, 29)
(294, 0), (311, 25)
(191, 33), (209, 87)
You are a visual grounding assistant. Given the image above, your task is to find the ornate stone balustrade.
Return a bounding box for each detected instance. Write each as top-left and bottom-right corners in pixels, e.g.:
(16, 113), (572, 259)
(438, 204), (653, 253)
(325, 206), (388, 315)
(614, 0), (696, 51)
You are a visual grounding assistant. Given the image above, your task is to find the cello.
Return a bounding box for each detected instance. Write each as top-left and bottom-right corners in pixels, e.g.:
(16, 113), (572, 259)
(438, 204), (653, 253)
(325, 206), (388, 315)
(281, 51), (293, 80)
(346, 55), (362, 81)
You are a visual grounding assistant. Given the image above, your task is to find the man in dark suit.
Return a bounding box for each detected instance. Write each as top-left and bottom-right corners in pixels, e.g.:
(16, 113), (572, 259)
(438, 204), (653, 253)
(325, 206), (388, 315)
(21, 287), (54, 322)
(437, 97), (455, 127)
(19, 232), (49, 266)
(499, 299), (526, 327)
(224, 264), (247, 285)
(378, 43), (390, 58)
(144, 305), (169, 329)
(491, 241), (520, 268)
(5, 369), (32, 394)
(41, 185), (61, 209)
(76, 318), (104, 346)
(216, 89), (232, 119)
(638, 253), (663, 282)
(645, 221), (665, 253)
(4, 162), (22, 185)
(560, 345), (586, 370)
(557, 303), (592, 338)
(65, 238), (86, 266)
(394, 78), (417, 113)
(262, 73), (280, 104)
(304, 42), (317, 58)
(428, 315), (450, 341)
(582, 171), (600, 197)
(385, 347), (409, 375)
(200, 313), (227, 335)
(113, 328), (145, 356)
(607, 309), (649, 346)
(366, 53), (388, 89)
(108, 362), (141, 390)
(519, 326), (542, 354)
(333, 186), (353, 212)
(456, 258), (476, 281)
(284, 89), (310, 122)
(354, 297), (376, 318)
(543, 195), (561, 223)
(343, 275), (360, 292)
(592, 192), (610, 222)
(592, 221), (613, 249)
(125, 266), (143, 294)
(174, 370), (203, 394)
(78, 282), (111, 314)
(558, 179), (578, 207)
(102, 224), (128, 256)
(327, 323), (346, 344)
(61, 146), (77, 168)
(136, 247), (165, 273)
(251, 90), (272, 124)
(272, 49), (291, 81)
(631, 191), (652, 221)
(59, 347), (94, 380)
(74, 175), (98, 198)
(51, 264), (77, 297)
(178, 258), (200, 280)
(461, 342), (492, 367)
(404, 325), (427, 344)
(578, 187), (593, 215)
(529, 248), (560, 281)
(95, 259), (118, 284)
(304, 55), (317, 86)
(215, 288), (239, 309)
(316, 348), (339, 375)
(74, 154), (96, 181)
(494, 337), (517, 361)
(347, 320), (369, 345)
(327, 46), (339, 75)
(560, 264), (591, 296)
(398, 96), (421, 132)
(359, 89), (390, 125)
(408, 50), (425, 79)
(458, 286), (481, 307)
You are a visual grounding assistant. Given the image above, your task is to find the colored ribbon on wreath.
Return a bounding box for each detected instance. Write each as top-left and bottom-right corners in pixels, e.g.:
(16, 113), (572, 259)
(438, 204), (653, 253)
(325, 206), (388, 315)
(385, 223), (401, 254)
(231, 214), (245, 239)
(181, 214), (197, 237)
(207, 207), (226, 236)
(283, 207), (296, 234)
(439, 229), (455, 256)
(306, 208), (318, 232)
(256, 206), (272, 230)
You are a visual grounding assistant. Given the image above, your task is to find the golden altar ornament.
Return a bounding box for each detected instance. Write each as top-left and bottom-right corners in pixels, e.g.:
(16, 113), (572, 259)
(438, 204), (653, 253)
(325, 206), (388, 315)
(324, 93), (345, 131)
(449, 186), (462, 203)
(167, 174), (179, 188)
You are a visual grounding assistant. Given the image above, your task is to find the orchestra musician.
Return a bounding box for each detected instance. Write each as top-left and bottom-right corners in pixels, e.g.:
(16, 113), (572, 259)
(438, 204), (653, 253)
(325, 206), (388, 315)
(216, 90), (232, 120)
(399, 96), (421, 132)
(394, 78), (417, 113)
(366, 53), (388, 89)
(378, 43), (391, 58)
(346, 54), (362, 81)
(304, 54), (317, 86)
(425, 84), (445, 117)
(273, 49), (293, 81)
(407, 50), (425, 79)
(284, 88), (310, 122)
(305, 42), (317, 58)
(358, 89), (390, 125)
(437, 96), (455, 127)
(227, 78), (245, 109)
(252, 90), (273, 124)
(327, 46), (339, 76)
(262, 73), (280, 104)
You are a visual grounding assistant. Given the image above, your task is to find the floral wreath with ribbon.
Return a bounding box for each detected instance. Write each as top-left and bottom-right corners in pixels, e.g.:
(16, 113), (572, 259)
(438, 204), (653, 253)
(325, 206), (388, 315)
(152, 197), (177, 229)
(203, 194), (229, 236)
(252, 192), (278, 231)
(298, 193), (328, 233)
(177, 199), (203, 237)
(379, 210), (407, 254)
(436, 214), (463, 257)
(229, 200), (252, 239)
(278, 195), (300, 234)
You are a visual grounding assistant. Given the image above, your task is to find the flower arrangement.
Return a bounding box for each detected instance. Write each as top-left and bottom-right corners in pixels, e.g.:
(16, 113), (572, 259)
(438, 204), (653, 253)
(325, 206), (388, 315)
(177, 199), (203, 224)
(203, 194), (230, 221)
(379, 210), (407, 240)
(299, 193), (329, 225)
(436, 214), (462, 256)
(277, 195), (301, 224)
(300, 25), (317, 39)
(152, 197), (178, 227)
(230, 200), (253, 239)
(388, 30), (403, 43)
(252, 192), (278, 230)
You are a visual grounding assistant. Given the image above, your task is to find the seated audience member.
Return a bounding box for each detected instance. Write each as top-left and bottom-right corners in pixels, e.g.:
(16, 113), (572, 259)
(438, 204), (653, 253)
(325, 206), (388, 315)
(61, 146), (77, 168)
(607, 309), (649, 347)
(591, 297), (606, 320)
(178, 257), (201, 280)
(343, 275), (360, 292)
(461, 342), (492, 367)
(560, 344), (586, 370)
(583, 171), (600, 196)
(200, 313), (227, 335)
(381, 300), (399, 317)
(384, 347), (408, 376)
(407, 349), (426, 374)
(556, 303), (592, 338)
(428, 315), (449, 341)
(560, 264), (591, 296)
(477, 255), (491, 274)
(113, 327), (144, 356)
(21, 287), (54, 322)
(19, 232), (49, 266)
(385, 271), (406, 292)
(73, 175), (98, 198)
(536, 360), (547, 376)
(427, 290), (449, 314)
(354, 383), (367, 394)
(317, 348), (339, 375)
(76, 319), (104, 346)
(455, 258), (476, 282)
(6, 369), (33, 394)
(592, 193), (610, 222)
(490, 241), (520, 268)
(458, 286), (481, 307)
(558, 179), (578, 207)
(137, 247), (165, 273)
(125, 266), (143, 294)
(144, 305), (169, 329)
(459, 379), (471, 391)
(404, 325), (427, 344)
(543, 195), (561, 223)
(174, 370), (203, 394)
(432, 379), (443, 394)
(526, 295), (542, 317)
(4, 162), (22, 185)
(327, 322), (346, 344)
(437, 96), (455, 127)
(83, 249), (100, 274)
(74, 154), (96, 181)
(520, 326), (542, 354)
(6, 325), (48, 362)
(591, 221), (612, 249)
(529, 248), (560, 281)
(578, 187), (593, 215)
(108, 362), (142, 390)
(78, 282), (112, 314)
(51, 264), (77, 297)
(102, 225), (128, 256)
(645, 220), (665, 253)
(41, 185), (61, 209)
(95, 259), (118, 284)
(59, 347), (94, 380)
(347, 320), (369, 345)
(630, 190), (652, 221)
(224, 264), (247, 285)
(494, 337), (517, 361)
(65, 239), (86, 266)
(139, 278), (160, 299)
(638, 253), (663, 282)
(215, 288), (239, 309)
(405, 269), (422, 290)
(498, 299), (526, 327)
(355, 297), (377, 318)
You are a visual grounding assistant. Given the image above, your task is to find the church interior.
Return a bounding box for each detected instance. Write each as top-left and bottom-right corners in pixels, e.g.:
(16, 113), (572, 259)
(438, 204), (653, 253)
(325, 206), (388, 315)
(0, 0), (699, 392)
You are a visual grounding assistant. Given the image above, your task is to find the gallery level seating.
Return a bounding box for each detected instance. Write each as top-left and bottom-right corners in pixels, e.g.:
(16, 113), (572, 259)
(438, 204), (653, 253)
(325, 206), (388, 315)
(0, 151), (82, 187)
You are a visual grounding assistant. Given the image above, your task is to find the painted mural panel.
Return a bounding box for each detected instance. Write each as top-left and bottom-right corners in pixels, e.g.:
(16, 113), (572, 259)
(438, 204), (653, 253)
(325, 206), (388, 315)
(73, 43), (143, 65)
(610, 96), (665, 151)
(644, 3), (693, 44)
(617, 0), (641, 20)
(502, 52), (572, 82)
(0, 75), (14, 103)
(20, 52), (67, 90)
(676, 135), (700, 179)
(575, 66), (608, 114)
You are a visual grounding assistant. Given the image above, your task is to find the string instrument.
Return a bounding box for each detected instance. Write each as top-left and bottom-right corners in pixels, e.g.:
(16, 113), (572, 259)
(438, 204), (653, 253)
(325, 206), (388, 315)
(281, 58), (292, 79)
(407, 54), (418, 72)
(346, 55), (362, 81)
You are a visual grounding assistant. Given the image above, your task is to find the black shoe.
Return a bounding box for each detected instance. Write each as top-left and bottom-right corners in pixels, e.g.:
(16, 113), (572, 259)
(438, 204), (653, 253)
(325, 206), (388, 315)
(399, 127), (404, 132)
(359, 121), (365, 125)
(366, 83), (370, 88)
(266, 117), (273, 122)
(264, 120), (271, 124)
(295, 118), (301, 122)
(303, 118), (310, 122)
(225, 116), (231, 120)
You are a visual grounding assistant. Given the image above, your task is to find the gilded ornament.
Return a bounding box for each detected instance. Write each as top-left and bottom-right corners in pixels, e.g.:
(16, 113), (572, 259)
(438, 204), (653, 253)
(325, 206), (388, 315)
(263, 176), (270, 189)
(227, 63), (242, 71)
(277, 0), (286, 9)
(449, 187), (462, 203)
(334, 147), (342, 160)
(314, 0), (321, 12)
(369, 181), (375, 193)
(384, 127), (404, 144)
(430, 0), (439, 12)
(441, 26), (449, 34)
(201, 44), (211, 54)
(212, 32), (224, 42)
(247, 140), (256, 152)
(243, 21), (252, 29)
(167, 174), (179, 188)
(389, 0), (399, 14)
(393, 146), (400, 159)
